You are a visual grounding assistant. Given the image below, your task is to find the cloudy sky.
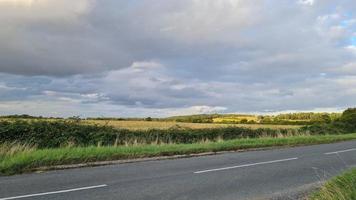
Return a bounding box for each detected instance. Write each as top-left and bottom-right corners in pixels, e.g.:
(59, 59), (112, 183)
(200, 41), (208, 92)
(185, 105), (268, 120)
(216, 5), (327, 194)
(0, 0), (355, 117)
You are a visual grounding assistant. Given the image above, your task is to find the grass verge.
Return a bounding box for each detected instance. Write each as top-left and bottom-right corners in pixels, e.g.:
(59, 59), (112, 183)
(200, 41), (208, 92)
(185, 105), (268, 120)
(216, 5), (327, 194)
(1, 133), (356, 175)
(311, 168), (356, 200)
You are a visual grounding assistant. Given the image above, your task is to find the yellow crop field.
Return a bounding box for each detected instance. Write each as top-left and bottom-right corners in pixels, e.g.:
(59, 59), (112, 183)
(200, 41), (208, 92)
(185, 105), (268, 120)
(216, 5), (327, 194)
(213, 116), (258, 123)
(85, 120), (300, 130)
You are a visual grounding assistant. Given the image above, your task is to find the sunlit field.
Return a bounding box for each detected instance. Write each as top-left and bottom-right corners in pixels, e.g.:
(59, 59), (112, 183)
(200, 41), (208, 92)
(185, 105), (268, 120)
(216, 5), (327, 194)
(213, 116), (258, 123)
(85, 120), (301, 130)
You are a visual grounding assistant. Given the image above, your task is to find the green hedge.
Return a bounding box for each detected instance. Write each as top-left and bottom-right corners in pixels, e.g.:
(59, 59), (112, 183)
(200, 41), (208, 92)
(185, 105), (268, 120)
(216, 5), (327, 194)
(0, 120), (302, 148)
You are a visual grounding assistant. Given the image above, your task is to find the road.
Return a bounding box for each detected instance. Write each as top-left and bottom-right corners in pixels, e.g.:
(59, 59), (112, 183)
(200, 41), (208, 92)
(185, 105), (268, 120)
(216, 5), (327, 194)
(1, 140), (356, 200)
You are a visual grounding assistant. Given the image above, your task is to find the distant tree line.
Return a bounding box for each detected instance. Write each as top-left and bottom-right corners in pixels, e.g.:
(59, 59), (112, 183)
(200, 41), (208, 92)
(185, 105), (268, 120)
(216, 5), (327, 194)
(258, 113), (341, 125)
(0, 112), (343, 126)
(0, 114), (63, 120)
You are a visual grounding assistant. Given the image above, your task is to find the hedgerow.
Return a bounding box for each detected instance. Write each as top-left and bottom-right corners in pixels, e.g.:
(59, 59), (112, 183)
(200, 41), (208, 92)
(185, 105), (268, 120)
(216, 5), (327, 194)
(0, 120), (302, 148)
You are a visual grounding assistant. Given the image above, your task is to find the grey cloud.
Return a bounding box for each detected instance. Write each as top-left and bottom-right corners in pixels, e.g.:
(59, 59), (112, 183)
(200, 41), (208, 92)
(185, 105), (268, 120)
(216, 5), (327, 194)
(1, 0), (355, 79)
(0, 0), (356, 116)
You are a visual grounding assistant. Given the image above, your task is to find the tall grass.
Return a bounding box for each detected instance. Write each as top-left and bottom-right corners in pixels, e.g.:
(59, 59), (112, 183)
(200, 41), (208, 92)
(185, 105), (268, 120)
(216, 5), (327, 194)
(0, 143), (35, 162)
(1, 133), (356, 175)
(311, 168), (356, 200)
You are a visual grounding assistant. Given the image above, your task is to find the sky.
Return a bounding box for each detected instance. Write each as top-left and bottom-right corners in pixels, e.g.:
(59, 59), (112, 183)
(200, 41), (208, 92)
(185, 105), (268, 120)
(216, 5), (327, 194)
(0, 0), (355, 117)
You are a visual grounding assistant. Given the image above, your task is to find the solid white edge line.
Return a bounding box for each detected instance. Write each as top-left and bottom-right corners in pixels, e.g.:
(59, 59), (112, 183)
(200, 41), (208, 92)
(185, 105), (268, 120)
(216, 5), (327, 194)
(324, 148), (356, 155)
(0, 184), (108, 200)
(194, 157), (299, 174)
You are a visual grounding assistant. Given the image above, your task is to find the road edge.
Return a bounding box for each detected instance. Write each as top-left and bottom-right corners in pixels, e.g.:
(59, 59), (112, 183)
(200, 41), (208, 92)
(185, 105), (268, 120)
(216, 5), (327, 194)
(33, 140), (356, 174)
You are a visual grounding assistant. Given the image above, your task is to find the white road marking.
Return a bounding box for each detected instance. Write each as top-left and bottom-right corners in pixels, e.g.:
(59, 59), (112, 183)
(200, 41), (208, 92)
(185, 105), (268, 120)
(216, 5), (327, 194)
(194, 157), (299, 174)
(0, 184), (108, 200)
(324, 148), (356, 155)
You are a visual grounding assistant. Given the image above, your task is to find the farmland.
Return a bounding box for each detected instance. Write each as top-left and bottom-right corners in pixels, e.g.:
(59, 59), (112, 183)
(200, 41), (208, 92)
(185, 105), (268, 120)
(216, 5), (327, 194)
(0, 108), (355, 175)
(212, 115), (258, 123)
(85, 120), (300, 130)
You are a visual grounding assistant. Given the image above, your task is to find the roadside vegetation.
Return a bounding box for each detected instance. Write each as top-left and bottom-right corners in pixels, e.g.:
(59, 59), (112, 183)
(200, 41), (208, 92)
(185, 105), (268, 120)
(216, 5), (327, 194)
(311, 168), (356, 200)
(0, 108), (356, 175)
(0, 120), (305, 148)
(1, 134), (356, 175)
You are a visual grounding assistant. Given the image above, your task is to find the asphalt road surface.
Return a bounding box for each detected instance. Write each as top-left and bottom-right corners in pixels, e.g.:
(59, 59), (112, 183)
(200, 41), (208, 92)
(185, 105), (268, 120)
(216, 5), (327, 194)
(1, 140), (356, 200)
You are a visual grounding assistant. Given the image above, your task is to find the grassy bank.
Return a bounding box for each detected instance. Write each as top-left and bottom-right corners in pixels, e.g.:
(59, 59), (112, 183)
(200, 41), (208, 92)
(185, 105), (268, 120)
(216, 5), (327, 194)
(311, 168), (356, 200)
(1, 133), (356, 175)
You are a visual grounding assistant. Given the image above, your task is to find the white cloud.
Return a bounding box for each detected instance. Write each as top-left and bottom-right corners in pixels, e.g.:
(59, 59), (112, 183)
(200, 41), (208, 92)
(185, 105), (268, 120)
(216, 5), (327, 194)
(182, 106), (227, 115)
(331, 62), (356, 75)
(0, 0), (92, 19)
(297, 0), (315, 6)
(0, 0), (35, 7)
(346, 45), (356, 54)
(131, 61), (163, 69)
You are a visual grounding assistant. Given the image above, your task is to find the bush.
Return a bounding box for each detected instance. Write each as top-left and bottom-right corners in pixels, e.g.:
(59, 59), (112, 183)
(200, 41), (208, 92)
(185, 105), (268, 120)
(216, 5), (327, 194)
(0, 120), (118, 148)
(0, 120), (302, 148)
(302, 108), (356, 134)
(335, 108), (356, 132)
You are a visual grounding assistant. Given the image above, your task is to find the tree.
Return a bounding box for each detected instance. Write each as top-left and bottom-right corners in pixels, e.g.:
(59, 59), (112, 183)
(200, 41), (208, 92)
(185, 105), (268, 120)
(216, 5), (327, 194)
(320, 114), (332, 123)
(240, 119), (248, 124)
(337, 108), (356, 131)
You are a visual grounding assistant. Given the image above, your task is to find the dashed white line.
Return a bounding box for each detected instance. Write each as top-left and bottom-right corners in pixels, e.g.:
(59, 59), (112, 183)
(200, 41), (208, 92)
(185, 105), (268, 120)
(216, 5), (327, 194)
(194, 157), (299, 174)
(0, 184), (108, 200)
(324, 148), (356, 155)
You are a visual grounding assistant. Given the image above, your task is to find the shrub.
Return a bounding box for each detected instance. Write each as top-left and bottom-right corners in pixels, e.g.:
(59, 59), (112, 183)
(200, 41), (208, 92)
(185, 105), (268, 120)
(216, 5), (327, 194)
(0, 120), (302, 148)
(302, 108), (356, 135)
